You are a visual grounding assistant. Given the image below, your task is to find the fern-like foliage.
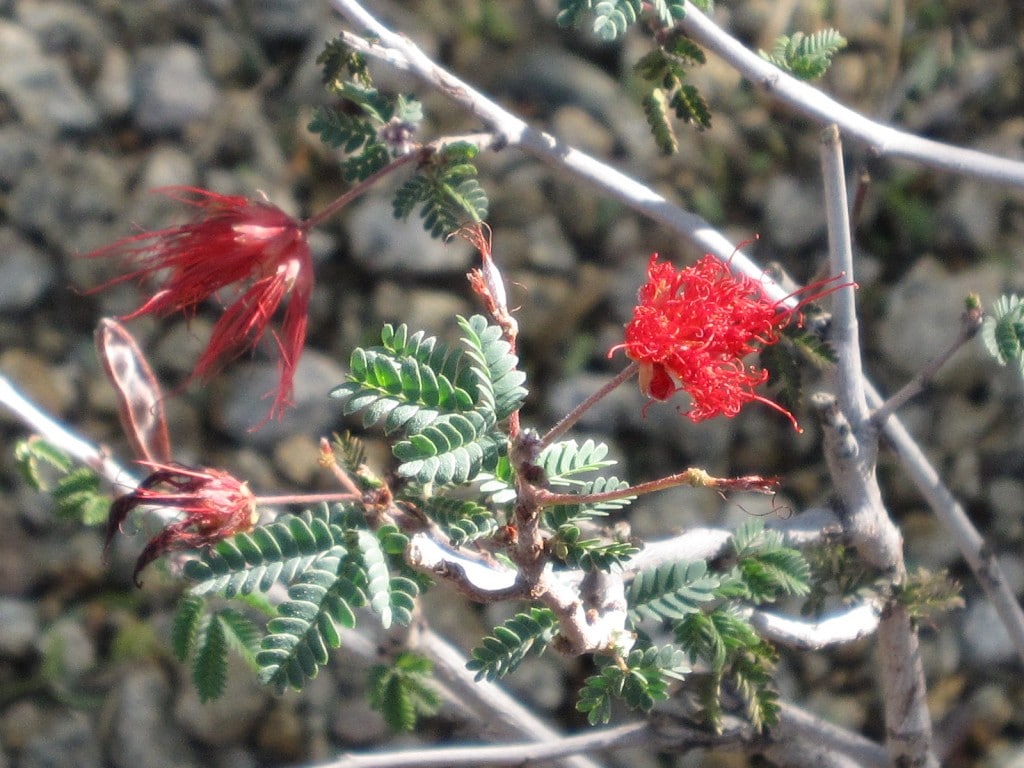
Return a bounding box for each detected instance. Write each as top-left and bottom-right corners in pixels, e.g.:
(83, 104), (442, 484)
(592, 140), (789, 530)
(634, 31), (711, 151)
(759, 29), (848, 80)
(392, 142), (489, 237)
(171, 595), (261, 702)
(576, 645), (689, 725)
(554, 525), (638, 570)
(178, 504), (420, 695)
(466, 608), (559, 681)
(556, 0), (690, 40)
(628, 560), (721, 623)
(982, 294), (1024, 376)
(332, 315), (525, 486)
(422, 497), (500, 546)
(538, 439), (634, 528)
(724, 520), (812, 604)
(14, 438), (109, 526)
(368, 652), (442, 731)
(676, 606), (780, 731)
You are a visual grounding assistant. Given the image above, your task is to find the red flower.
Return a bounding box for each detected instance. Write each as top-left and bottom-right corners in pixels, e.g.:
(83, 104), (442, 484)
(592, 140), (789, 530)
(616, 254), (838, 428)
(105, 462), (258, 586)
(86, 187), (312, 423)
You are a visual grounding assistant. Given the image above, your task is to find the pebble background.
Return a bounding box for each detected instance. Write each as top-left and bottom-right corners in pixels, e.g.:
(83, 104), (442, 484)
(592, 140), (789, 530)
(1, 0), (1024, 766)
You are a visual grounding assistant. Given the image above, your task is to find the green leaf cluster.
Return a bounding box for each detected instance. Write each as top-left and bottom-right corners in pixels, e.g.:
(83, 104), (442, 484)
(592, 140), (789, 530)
(392, 143), (489, 237)
(466, 608), (558, 681)
(609, 520), (810, 730)
(759, 29), (848, 80)
(556, 0), (692, 41)
(14, 438), (109, 526)
(982, 295), (1024, 376)
(576, 645), (689, 725)
(634, 32), (712, 153)
(312, 41), (489, 239)
(331, 315), (526, 485)
(172, 595), (261, 702)
(180, 504), (420, 695)
(368, 652), (442, 731)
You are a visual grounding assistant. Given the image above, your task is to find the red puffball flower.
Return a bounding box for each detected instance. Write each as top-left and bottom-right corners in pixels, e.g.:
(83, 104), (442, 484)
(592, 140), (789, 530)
(615, 254), (842, 429)
(85, 187), (313, 423)
(105, 463), (258, 586)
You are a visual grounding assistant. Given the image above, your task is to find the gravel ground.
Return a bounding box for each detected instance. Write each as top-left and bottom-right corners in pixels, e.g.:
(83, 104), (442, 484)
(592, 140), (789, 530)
(2, 1), (1024, 766)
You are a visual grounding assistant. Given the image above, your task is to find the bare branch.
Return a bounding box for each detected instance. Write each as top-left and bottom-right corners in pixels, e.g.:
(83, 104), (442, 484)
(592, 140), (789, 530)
(0, 373), (139, 489)
(747, 601), (882, 651)
(679, 3), (1024, 188)
(818, 127), (938, 768)
(871, 302), (985, 425)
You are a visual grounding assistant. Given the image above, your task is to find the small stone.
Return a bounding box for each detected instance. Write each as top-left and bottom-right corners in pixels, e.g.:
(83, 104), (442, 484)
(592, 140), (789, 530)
(0, 228), (55, 312)
(212, 349), (348, 448)
(106, 666), (200, 768)
(133, 43), (217, 133)
(18, 711), (101, 768)
(0, 598), (39, 656)
(763, 174), (827, 249)
(0, 20), (99, 136)
(272, 432), (322, 486)
(347, 195), (474, 275)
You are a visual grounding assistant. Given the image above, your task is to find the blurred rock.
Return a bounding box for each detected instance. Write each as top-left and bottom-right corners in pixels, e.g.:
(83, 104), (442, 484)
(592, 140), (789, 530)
(0, 20), (99, 136)
(877, 256), (1007, 388)
(18, 711), (102, 768)
(212, 349), (347, 447)
(0, 598), (38, 656)
(133, 43), (217, 133)
(0, 229), (55, 312)
(106, 666), (200, 768)
(347, 196), (474, 275)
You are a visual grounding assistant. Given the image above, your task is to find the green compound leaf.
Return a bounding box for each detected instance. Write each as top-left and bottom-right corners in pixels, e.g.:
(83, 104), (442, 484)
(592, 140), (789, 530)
(759, 29), (847, 80)
(368, 652), (441, 732)
(194, 612), (228, 703)
(628, 560), (721, 624)
(256, 553), (366, 692)
(727, 520), (811, 604)
(184, 506), (345, 598)
(982, 295), (1024, 376)
(592, 0), (641, 40)
(392, 144), (489, 238)
(466, 608), (559, 681)
(554, 526), (639, 570)
(674, 605), (780, 732)
(457, 314), (527, 420)
(576, 645), (689, 725)
(423, 497), (499, 547)
(13, 439), (109, 526)
(172, 594), (206, 663)
(642, 89), (678, 155)
(307, 107), (378, 153)
(538, 440), (634, 527)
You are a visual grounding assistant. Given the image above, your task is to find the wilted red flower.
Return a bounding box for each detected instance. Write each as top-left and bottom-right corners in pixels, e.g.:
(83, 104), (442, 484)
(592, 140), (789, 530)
(85, 187), (312, 423)
(615, 254), (840, 429)
(105, 462), (258, 586)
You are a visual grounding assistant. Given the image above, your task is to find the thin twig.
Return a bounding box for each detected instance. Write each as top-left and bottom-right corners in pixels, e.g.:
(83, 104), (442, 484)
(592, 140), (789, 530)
(678, 3), (1024, 188)
(871, 303), (985, 426)
(540, 362), (637, 449)
(864, 380), (1024, 667)
(0, 374), (139, 489)
(321, 721), (651, 768)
